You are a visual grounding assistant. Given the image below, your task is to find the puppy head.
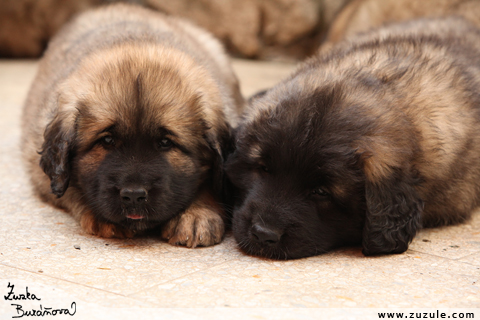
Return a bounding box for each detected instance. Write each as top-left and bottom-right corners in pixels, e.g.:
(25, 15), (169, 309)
(39, 44), (230, 231)
(227, 85), (422, 259)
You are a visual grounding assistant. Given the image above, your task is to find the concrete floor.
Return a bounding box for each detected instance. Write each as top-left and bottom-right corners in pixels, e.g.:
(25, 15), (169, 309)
(0, 59), (478, 319)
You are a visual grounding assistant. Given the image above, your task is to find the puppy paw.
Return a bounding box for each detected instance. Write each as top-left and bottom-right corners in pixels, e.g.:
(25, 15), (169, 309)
(161, 206), (224, 248)
(80, 212), (135, 239)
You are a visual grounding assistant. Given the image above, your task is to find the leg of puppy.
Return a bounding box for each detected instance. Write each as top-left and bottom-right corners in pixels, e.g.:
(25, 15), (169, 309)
(226, 17), (480, 259)
(80, 211), (136, 239)
(48, 189), (136, 239)
(161, 189), (224, 248)
(21, 4), (242, 245)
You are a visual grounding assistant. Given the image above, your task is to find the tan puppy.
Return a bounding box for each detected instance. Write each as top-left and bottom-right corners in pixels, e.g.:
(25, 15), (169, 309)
(21, 3), (243, 247)
(226, 17), (480, 259)
(324, 0), (480, 49)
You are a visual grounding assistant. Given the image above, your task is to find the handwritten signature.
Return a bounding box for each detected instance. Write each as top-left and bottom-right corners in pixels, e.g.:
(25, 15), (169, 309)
(4, 283), (76, 318)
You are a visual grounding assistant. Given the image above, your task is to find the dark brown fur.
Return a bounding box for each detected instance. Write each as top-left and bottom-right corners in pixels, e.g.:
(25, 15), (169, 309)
(21, 4), (243, 246)
(226, 17), (480, 259)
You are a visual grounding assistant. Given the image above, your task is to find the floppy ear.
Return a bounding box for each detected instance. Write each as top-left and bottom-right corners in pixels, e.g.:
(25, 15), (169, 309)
(205, 123), (235, 200)
(39, 111), (77, 198)
(247, 89), (268, 104)
(361, 167), (423, 256)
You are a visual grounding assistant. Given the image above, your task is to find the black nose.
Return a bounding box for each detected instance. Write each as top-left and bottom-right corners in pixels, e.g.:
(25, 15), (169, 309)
(120, 187), (148, 205)
(251, 224), (282, 244)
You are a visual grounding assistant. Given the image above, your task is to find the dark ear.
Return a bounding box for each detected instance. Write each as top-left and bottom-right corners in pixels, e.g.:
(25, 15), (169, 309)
(247, 89), (268, 104)
(39, 114), (76, 198)
(205, 123), (235, 200)
(362, 169), (423, 256)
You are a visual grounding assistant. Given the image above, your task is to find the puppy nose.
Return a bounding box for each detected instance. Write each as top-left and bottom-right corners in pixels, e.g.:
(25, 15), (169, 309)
(251, 224), (282, 244)
(120, 187), (148, 204)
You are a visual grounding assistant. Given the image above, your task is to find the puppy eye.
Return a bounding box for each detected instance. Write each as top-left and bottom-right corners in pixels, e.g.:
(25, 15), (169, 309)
(100, 135), (115, 147)
(312, 187), (329, 197)
(256, 163), (269, 173)
(158, 138), (173, 149)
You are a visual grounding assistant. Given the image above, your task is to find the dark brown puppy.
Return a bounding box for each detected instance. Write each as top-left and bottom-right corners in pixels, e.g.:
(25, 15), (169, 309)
(21, 3), (243, 247)
(226, 17), (480, 259)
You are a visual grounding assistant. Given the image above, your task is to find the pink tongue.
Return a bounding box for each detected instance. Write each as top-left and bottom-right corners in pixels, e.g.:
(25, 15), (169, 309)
(127, 214), (144, 220)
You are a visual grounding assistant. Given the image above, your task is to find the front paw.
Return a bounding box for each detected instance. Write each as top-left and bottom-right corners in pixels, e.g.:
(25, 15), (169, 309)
(80, 211), (135, 239)
(161, 207), (225, 248)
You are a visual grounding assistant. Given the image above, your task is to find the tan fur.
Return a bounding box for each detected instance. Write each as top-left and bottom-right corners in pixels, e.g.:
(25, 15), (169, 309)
(77, 145), (108, 175)
(21, 4), (243, 246)
(165, 150), (199, 175)
(80, 211), (136, 238)
(161, 189), (224, 247)
(247, 144), (263, 161)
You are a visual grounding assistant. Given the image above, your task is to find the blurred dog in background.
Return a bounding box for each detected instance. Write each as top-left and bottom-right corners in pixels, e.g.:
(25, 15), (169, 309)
(0, 0), (350, 60)
(323, 0), (480, 51)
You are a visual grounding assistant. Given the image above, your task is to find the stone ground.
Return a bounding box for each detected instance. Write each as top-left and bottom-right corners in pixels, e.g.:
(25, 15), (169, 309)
(0, 59), (478, 319)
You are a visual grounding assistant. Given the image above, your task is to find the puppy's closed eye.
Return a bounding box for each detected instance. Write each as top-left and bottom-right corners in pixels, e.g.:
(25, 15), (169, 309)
(228, 17), (480, 259)
(311, 187), (329, 198)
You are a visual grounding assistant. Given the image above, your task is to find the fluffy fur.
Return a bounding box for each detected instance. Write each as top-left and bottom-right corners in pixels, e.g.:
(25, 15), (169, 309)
(21, 3), (243, 247)
(226, 17), (480, 259)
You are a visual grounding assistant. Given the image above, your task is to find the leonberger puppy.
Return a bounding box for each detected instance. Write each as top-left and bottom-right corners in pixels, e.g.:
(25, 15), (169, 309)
(226, 17), (480, 259)
(324, 0), (480, 49)
(21, 3), (243, 247)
